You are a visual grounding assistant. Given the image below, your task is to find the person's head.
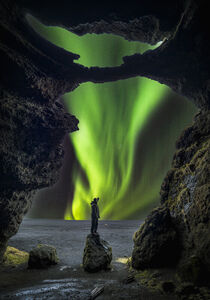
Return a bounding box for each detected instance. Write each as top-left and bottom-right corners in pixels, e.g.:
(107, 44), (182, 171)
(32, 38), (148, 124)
(92, 197), (99, 204)
(91, 198), (96, 204)
(94, 198), (99, 204)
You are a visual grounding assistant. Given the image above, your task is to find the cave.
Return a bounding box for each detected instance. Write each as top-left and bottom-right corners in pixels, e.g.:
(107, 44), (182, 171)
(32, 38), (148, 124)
(0, 0), (209, 299)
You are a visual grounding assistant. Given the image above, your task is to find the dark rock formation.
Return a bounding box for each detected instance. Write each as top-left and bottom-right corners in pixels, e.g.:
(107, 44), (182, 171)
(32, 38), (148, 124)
(161, 110), (210, 285)
(17, 0), (210, 109)
(83, 234), (112, 272)
(132, 207), (179, 269)
(18, 0), (184, 44)
(0, 0), (209, 285)
(0, 0), (80, 262)
(28, 244), (59, 269)
(132, 110), (210, 284)
(175, 282), (210, 300)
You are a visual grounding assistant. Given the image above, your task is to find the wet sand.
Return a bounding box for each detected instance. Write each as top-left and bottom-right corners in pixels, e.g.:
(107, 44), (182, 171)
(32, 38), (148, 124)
(0, 219), (177, 299)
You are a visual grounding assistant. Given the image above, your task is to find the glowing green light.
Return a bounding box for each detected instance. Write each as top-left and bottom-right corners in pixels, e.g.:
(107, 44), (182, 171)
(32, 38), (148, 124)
(28, 16), (196, 220)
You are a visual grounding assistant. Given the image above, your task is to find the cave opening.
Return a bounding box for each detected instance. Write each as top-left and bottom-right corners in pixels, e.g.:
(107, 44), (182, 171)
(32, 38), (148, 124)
(1, 1), (210, 297)
(26, 16), (197, 220)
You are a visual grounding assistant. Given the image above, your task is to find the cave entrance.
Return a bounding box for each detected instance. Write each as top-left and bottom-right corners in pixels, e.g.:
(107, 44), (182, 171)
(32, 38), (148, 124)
(27, 16), (197, 221)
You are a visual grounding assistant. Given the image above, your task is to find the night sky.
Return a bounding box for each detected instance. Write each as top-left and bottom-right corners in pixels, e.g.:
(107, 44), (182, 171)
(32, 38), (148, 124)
(27, 16), (197, 220)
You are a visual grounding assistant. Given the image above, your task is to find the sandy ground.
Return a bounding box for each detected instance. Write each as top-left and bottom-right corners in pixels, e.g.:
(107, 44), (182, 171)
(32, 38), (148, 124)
(0, 219), (177, 299)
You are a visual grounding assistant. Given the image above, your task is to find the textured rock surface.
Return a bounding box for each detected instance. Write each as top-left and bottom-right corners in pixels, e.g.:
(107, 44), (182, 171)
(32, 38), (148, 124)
(28, 244), (59, 269)
(132, 207), (179, 269)
(83, 234), (112, 272)
(161, 110), (210, 284)
(19, 0), (184, 44)
(18, 0), (210, 109)
(3, 246), (29, 267)
(132, 110), (210, 284)
(0, 0), (79, 262)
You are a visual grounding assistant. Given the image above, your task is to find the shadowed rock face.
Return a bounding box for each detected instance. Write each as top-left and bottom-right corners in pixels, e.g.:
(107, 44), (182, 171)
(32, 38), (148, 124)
(83, 234), (112, 272)
(0, 0), (79, 260)
(161, 110), (210, 284)
(132, 207), (180, 269)
(28, 244), (59, 269)
(132, 110), (210, 284)
(0, 0), (209, 282)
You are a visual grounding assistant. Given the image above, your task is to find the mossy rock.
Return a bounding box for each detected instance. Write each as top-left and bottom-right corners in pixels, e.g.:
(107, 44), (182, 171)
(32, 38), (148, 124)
(134, 269), (163, 292)
(3, 246), (29, 267)
(83, 234), (112, 273)
(28, 244), (59, 269)
(132, 207), (180, 269)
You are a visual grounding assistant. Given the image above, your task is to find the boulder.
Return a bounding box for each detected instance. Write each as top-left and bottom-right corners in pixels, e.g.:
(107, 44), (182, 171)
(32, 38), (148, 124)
(3, 246), (29, 267)
(83, 234), (112, 272)
(28, 244), (59, 269)
(132, 207), (179, 269)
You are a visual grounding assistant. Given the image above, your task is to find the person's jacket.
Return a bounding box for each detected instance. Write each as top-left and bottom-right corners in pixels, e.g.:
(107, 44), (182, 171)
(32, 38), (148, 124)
(91, 203), (100, 219)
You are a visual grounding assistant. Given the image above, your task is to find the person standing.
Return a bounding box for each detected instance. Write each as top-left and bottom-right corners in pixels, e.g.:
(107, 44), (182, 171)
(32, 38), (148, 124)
(91, 197), (100, 234)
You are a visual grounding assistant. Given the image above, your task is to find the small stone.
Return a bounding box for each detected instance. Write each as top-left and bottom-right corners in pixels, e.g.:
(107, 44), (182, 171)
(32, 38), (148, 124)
(83, 234), (112, 273)
(28, 244), (59, 269)
(3, 246), (29, 267)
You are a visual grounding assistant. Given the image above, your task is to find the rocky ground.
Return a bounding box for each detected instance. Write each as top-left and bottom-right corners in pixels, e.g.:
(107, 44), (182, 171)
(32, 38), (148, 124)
(0, 219), (178, 300)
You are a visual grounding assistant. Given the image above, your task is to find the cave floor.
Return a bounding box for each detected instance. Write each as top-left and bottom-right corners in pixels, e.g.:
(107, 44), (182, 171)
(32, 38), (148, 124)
(0, 219), (177, 299)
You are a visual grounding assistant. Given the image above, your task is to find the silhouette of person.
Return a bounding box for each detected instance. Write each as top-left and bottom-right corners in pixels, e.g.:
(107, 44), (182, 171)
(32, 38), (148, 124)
(91, 197), (100, 234)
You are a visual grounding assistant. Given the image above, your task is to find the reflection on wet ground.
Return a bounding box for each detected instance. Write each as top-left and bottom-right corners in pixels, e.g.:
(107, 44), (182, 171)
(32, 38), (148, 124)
(0, 219), (177, 300)
(2, 278), (104, 299)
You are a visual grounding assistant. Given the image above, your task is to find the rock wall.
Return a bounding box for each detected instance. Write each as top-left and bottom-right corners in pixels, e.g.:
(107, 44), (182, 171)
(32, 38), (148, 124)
(162, 110), (210, 284)
(0, 91), (78, 260)
(132, 110), (210, 284)
(0, 0), (79, 261)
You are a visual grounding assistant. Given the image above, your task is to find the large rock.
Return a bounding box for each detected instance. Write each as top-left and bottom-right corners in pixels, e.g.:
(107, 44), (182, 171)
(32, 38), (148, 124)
(0, 1), (79, 262)
(28, 244), (59, 269)
(132, 207), (179, 269)
(132, 110), (210, 285)
(83, 234), (112, 272)
(161, 110), (210, 283)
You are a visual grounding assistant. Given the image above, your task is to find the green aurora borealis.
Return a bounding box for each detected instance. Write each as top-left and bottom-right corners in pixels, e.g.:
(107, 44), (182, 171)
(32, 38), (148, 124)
(29, 16), (197, 220)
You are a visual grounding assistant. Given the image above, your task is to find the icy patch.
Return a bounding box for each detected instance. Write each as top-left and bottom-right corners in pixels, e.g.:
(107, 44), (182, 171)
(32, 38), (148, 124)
(182, 174), (197, 215)
(183, 201), (192, 214)
(184, 174), (197, 200)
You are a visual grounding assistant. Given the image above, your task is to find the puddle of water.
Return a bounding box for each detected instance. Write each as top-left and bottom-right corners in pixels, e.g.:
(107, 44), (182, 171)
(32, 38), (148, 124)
(1, 278), (118, 300)
(1, 278), (90, 299)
